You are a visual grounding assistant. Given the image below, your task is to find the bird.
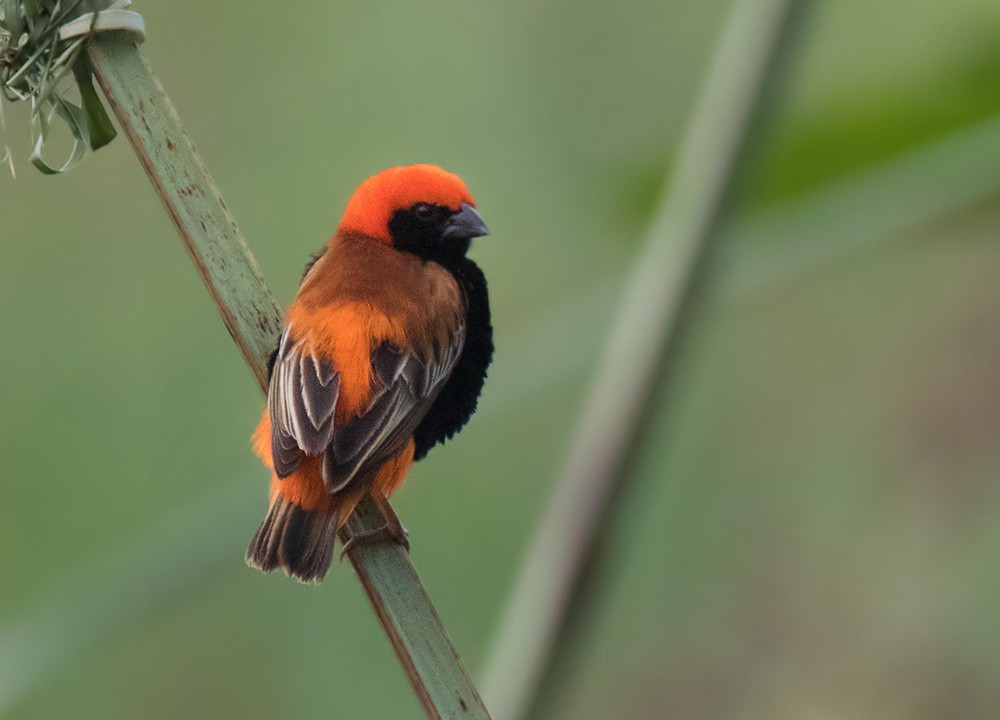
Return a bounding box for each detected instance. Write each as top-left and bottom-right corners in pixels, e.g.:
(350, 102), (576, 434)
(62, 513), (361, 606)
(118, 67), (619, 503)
(246, 164), (493, 582)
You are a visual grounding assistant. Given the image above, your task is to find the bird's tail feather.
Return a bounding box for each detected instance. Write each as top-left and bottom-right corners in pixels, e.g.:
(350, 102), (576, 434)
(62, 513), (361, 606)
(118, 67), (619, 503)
(246, 497), (340, 583)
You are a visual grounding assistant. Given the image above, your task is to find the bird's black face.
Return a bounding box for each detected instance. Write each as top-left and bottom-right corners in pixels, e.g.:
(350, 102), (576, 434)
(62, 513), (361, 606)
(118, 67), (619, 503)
(389, 202), (489, 263)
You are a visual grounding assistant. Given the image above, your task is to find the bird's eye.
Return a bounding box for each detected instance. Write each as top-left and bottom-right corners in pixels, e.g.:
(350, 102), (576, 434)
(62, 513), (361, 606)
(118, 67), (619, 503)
(413, 203), (436, 222)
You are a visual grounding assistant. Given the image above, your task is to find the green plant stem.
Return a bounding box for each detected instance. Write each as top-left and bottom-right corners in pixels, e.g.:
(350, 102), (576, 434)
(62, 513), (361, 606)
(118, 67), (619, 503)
(480, 1), (806, 719)
(86, 39), (282, 388)
(86, 32), (489, 720)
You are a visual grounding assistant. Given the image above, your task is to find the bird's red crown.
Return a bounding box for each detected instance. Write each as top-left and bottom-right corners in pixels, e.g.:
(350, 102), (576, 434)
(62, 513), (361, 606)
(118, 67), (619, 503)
(337, 164), (476, 243)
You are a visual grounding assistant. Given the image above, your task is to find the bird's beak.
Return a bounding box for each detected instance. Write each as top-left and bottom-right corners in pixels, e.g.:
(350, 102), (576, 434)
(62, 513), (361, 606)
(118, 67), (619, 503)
(442, 203), (489, 240)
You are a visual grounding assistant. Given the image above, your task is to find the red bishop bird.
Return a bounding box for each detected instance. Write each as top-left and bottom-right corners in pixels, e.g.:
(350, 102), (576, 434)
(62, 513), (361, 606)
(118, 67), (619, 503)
(246, 164), (493, 582)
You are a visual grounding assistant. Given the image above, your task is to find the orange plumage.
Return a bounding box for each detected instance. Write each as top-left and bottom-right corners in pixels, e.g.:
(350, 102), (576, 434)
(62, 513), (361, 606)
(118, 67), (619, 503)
(246, 165), (493, 582)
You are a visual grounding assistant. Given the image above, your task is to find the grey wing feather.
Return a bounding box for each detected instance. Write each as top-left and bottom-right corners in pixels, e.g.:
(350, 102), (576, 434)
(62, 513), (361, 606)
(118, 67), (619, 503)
(323, 322), (466, 493)
(268, 325), (340, 477)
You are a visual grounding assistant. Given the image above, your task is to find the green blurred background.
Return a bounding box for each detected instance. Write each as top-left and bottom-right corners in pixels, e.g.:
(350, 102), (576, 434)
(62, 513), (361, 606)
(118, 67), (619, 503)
(2, 0), (1000, 718)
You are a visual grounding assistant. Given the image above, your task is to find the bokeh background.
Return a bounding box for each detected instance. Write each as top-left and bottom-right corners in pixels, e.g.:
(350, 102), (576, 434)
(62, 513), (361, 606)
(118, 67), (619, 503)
(2, 0), (1000, 718)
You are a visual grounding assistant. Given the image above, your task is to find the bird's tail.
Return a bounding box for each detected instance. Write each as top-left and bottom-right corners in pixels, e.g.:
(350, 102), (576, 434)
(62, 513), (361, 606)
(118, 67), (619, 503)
(245, 496), (340, 583)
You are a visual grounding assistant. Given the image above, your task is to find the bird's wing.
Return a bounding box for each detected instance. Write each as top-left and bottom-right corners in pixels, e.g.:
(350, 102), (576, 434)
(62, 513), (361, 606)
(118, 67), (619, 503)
(268, 325), (341, 478)
(324, 320), (465, 492)
(268, 320), (465, 493)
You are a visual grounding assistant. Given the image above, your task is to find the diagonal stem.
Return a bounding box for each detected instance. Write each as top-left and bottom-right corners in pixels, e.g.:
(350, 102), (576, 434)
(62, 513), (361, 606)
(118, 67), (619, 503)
(481, 1), (808, 718)
(86, 31), (489, 720)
